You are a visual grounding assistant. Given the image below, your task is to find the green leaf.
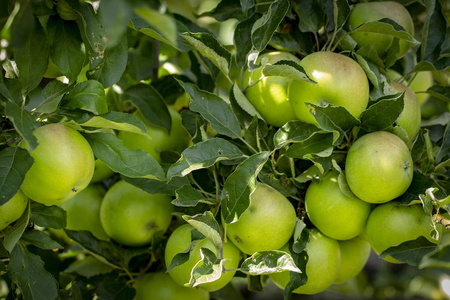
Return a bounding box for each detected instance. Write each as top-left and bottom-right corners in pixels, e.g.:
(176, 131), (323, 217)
(360, 92), (405, 132)
(173, 185), (214, 207)
(229, 83), (263, 127)
(167, 138), (245, 179)
(5, 101), (40, 151)
(396, 171), (446, 205)
(240, 250), (301, 275)
(199, 0), (250, 21)
(380, 236), (438, 266)
(30, 202), (66, 229)
(182, 33), (232, 76)
(183, 211), (223, 252)
(37, 80), (70, 114)
(84, 132), (165, 180)
(251, 0), (290, 52)
(354, 53), (382, 89)
(178, 81), (242, 139)
(95, 272), (136, 300)
(0, 77), (22, 104)
(167, 229), (205, 272)
(21, 231), (63, 250)
(234, 13), (262, 68)
(263, 60), (316, 83)
(3, 204), (30, 253)
(60, 80), (108, 115)
(77, 111), (147, 136)
(285, 133), (334, 159)
(273, 121), (322, 149)
(221, 151), (270, 224)
(46, 17), (85, 82)
(292, 0), (325, 33)
(419, 244), (450, 269)
(121, 175), (188, 197)
(123, 83), (171, 132)
(64, 255), (115, 278)
(189, 248), (224, 287)
(0, 147), (34, 205)
(426, 85), (450, 103)
(8, 243), (58, 300)
(436, 123), (450, 164)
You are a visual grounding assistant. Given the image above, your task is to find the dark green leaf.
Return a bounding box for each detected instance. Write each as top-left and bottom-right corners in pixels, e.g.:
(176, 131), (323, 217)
(173, 185), (214, 207)
(21, 231), (62, 250)
(8, 243), (58, 300)
(5, 101), (40, 151)
(229, 83), (263, 127)
(436, 123), (449, 164)
(292, 0), (325, 33)
(200, 0), (250, 21)
(183, 211), (223, 252)
(221, 151), (270, 224)
(37, 80), (70, 114)
(77, 111), (147, 136)
(355, 53), (382, 89)
(285, 133), (334, 159)
(84, 132), (165, 180)
(0, 147), (33, 205)
(426, 85), (450, 103)
(189, 248), (223, 287)
(360, 92), (404, 132)
(178, 81), (242, 139)
(64, 256), (115, 278)
(234, 13), (262, 68)
(380, 236), (438, 266)
(240, 250), (301, 275)
(122, 175), (188, 197)
(98, 0), (132, 47)
(151, 75), (190, 106)
(30, 202), (66, 229)
(419, 244), (450, 269)
(60, 80), (108, 115)
(273, 121), (322, 149)
(263, 60), (316, 83)
(167, 138), (245, 179)
(3, 205), (30, 253)
(95, 272), (136, 300)
(0, 77), (23, 105)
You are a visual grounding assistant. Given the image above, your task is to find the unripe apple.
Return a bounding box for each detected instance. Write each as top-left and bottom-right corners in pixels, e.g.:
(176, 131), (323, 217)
(0, 190), (28, 231)
(334, 237), (371, 284)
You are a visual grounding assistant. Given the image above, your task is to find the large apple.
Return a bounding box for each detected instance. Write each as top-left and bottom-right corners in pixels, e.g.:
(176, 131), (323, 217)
(288, 51), (369, 124)
(334, 237), (371, 284)
(100, 180), (173, 247)
(269, 229), (340, 295)
(224, 182), (297, 255)
(345, 131), (413, 204)
(243, 51), (301, 127)
(348, 1), (414, 59)
(20, 123), (95, 205)
(366, 202), (440, 263)
(0, 190), (28, 231)
(164, 224), (241, 292)
(305, 170), (372, 240)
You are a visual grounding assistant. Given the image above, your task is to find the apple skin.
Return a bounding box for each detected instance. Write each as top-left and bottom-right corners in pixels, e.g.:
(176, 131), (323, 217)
(334, 237), (371, 284)
(366, 202), (440, 263)
(389, 81), (421, 144)
(90, 159), (115, 183)
(100, 180), (173, 247)
(134, 272), (210, 300)
(348, 1), (414, 59)
(243, 51), (301, 127)
(288, 51), (369, 124)
(224, 182), (297, 255)
(305, 171), (372, 240)
(164, 224), (241, 292)
(269, 229), (341, 295)
(0, 190), (28, 231)
(20, 123), (95, 205)
(345, 131), (413, 204)
(389, 70), (434, 105)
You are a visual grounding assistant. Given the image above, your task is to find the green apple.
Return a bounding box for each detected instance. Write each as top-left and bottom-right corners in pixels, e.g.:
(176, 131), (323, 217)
(366, 202), (440, 263)
(134, 271), (210, 300)
(59, 183), (109, 241)
(345, 131), (413, 204)
(118, 107), (191, 163)
(90, 158), (115, 183)
(269, 229), (340, 294)
(164, 224), (241, 292)
(243, 51), (301, 127)
(388, 69), (434, 105)
(224, 182), (297, 255)
(0, 190), (28, 231)
(390, 81), (421, 144)
(348, 1), (414, 59)
(288, 51), (369, 124)
(305, 171), (372, 240)
(100, 180), (173, 247)
(20, 123), (95, 205)
(334, 237), (371, 284)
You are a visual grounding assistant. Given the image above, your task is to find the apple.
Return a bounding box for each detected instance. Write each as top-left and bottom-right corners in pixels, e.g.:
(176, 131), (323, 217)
(388, 69), (434, 105)
(334, 237), (371, 284)
(0, 190), (28, 231)
(305, 170), (372, 240)
(366, 202), (440, 263)
(345, 131), (413, 204)
(100, 180), (173, 247)
(164, 224), (241, 292)
(269, 229), (341, 294)
(90, 158), (115, 183)
(224, 182), (297, 255)
(20, 123), (95, 205)
(134, 271), (210, 300)
(243, 51), (301, 127)
(348, 1), (414, 59)
(288, 51), (369, 124)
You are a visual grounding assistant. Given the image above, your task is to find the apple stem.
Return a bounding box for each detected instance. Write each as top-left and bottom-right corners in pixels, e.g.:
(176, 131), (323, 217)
(434, 213), (450, 230)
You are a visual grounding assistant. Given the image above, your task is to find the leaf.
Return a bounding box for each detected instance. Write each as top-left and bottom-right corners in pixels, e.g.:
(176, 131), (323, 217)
(121, 175), (188, 197)
(64, 256), (115, 278)
(3, 205), (30, 253)
(181, 32), (232, 76)
(60, 80), (108, 115)
(8, 243), (58, 300)
(360, 92), (404, 132)
(173, 185), (214, 207)
(285, 133), (334, 159)
(379, 236), (438, 266)
(5, 101), (40, 151)
(396, 171), (446, 205)
(30, 202), (66, 229)
(95, 272), (136, 300)
(123, 83), (171, 132)
(183, 211), (223, 252)
(263, 60), (316, 83)
(240, 250), (301, 275)
(273, 121), (322, 149)
(84, 132), (165, 180)
(189, 248), (224, 287)
(199, 0), (250, 21)
(292, 0), (325, 33)
(20, 231), (63, 250)
(230, 83), (263, 127)
(419, 244), (450, 269)
(436, 122), (450, 164)
(251, 0), (290, 52)
(0, 77), (22, 105)
(77, 111), (148, 136)
(37, 80), (70, 114)
(355, 53), (382, 89)
(167, 229), (205, 272)
(167, 138), (245, 179)
(221, 151), (270, 224)
(426, 85), (450, 103)
(178, 80), (242, 139)
(234, 13), (262, 68)
(0, 147), (34, 205)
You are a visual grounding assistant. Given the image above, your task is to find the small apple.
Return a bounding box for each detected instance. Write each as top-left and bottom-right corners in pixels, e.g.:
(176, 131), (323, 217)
(90, 158), (115, 183)
(388, 69), (434, 105)
(288, 51), (369, 124)
(345, 131), (413, 204)
(334, 237), (371, 284)
(0, 190), (28, 231)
